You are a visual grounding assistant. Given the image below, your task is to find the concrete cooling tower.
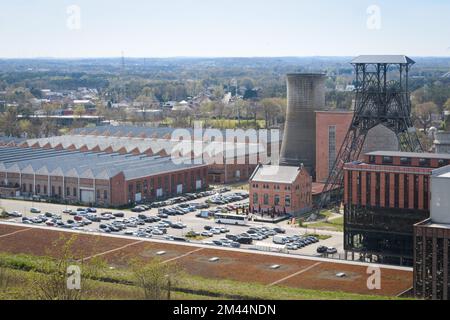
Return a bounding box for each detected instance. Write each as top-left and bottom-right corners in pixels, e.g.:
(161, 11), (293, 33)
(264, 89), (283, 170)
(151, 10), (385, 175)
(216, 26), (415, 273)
(280, 73), (326, 176)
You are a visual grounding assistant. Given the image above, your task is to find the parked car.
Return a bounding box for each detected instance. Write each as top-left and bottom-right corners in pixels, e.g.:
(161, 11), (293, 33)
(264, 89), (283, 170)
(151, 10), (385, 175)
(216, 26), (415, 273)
(30, 208), (41, 213)
(236, 237), (252, 245)
(113, 212), (125, 218)
(317, 246), (328, 254)
(327, 247), (338, 254)
(273, 227), (286, 234)
(8, 211), (22, 217)
(131, 206), (145, 213)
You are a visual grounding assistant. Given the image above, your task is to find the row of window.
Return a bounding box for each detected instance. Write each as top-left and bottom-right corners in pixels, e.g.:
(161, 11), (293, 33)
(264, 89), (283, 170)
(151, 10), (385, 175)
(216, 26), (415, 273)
(21, 184), (108, 200)
(252, 183), (292, 191)
(348, 171), (429, 210)
(129, 171), (205, 194)
(369, 155), (449, 167)
(253, 193), (291, 207)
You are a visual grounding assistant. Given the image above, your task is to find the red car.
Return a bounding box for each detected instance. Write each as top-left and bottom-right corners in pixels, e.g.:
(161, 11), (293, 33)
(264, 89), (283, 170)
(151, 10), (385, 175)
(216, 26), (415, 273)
(74, 215), (83, 222)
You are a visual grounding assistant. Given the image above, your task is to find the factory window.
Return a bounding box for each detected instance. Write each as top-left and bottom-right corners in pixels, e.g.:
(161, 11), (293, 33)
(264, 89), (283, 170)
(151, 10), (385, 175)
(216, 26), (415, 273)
(136, 182), (142, 193)
(419, 158), (430, 167)
(404, 175), (409, 209)
(104, 190), (108, 200)
(400, 157), (411, 165)
(328, 126), (336, 174)
(97, 190), (100, 199)
(274, 195), (280, 206)
(375, 173), (380, 207)
(36, 184), (40, 194)
(424, 176), (429, 210)
(52, 186), (55, 196)
(73, 188), (77, 197)
(414, 175), (419, 209)
(58, 186), (62, 196)
(356, 172), (362, 205)
(22, 184), (26, 192)
(385, 174), (390, 207)
(382, 156), (393, 164)
(285, 195), (291, 207)
(394, 174), (399, 208)
(29, 184), (33, 193)
(263, 194), (269, 205)
(253, 193), (258, 204)
(66, 187), (70, 196)
(366, 173), (371, 206)
(369, 155), (376, 164)
(143, 180), (148, 194)
(347, 171), (353, 204)
(438, 159), (449, 167)
(128, 183), (134, 193)
(43, 185), (47, 194)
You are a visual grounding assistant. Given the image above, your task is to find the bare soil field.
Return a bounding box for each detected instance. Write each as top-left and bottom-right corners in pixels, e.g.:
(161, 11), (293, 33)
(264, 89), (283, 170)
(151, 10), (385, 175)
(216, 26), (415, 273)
(0, 223), (412, 297)
(284, 261), (412, 296)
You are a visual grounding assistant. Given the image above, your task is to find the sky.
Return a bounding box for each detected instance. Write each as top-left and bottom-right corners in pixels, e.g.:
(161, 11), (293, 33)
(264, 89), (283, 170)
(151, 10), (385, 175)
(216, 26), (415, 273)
(0, 0), (449, 58)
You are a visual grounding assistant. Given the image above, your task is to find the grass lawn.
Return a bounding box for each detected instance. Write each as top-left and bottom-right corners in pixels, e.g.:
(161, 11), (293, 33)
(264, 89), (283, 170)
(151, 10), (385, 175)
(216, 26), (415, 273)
(306, 216), (344, 232)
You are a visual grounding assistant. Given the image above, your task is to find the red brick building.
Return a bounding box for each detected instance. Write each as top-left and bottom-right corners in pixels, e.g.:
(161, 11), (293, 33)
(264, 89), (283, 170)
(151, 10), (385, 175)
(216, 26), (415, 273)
(249, 164), (312, 216)
(343, 151), (450, 266)
(0, 146), (208, 207)
(315, 111), (353, 183)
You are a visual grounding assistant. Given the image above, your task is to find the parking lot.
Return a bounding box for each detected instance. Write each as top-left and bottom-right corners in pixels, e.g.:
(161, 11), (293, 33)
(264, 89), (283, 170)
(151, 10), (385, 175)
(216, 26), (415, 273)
(0, 188), (344, 258)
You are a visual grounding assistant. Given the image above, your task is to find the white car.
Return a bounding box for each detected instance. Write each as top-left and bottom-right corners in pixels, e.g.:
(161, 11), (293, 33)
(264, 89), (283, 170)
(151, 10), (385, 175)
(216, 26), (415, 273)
(30, 208), (41, 213)
(327, 247), (338, 254)
(201, 231), (213, 237)
(9, 211), (22, 217)
(152, 229), (164, 236)
(211, 228), (222, 235)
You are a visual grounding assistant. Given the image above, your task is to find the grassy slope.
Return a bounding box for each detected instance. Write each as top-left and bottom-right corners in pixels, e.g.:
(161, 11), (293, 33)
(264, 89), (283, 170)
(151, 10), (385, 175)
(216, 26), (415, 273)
(0, 252), (408, 300)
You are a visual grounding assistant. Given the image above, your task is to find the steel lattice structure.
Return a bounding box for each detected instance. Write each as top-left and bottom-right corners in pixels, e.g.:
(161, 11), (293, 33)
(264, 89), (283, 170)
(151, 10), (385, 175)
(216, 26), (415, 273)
(318, 55), (422, 209)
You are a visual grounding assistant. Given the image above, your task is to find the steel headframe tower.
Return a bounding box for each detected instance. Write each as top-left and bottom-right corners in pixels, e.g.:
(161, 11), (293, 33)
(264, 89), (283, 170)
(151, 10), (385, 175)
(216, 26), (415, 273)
(318, 55), (422, 209)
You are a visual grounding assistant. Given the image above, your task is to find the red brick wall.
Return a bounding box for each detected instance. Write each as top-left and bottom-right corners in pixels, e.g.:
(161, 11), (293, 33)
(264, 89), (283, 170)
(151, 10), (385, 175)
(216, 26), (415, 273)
(315, 111), (353, 183)
(344, 165), (433, 211)
(249, 167), (312, 215)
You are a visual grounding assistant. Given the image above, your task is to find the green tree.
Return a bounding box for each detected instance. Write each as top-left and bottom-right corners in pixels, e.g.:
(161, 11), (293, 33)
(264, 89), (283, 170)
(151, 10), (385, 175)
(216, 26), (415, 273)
(131, 258), (182, 300)
(412, 101), (439, 132)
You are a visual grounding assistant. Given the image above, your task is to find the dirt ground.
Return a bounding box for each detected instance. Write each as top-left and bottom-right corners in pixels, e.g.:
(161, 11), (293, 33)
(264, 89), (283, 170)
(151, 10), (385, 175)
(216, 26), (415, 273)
(0, 223), (412, 297)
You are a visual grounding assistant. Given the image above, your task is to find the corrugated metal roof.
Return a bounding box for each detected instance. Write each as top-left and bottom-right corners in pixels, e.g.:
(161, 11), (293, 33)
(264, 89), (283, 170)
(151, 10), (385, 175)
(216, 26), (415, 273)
(0, 146), (206, 181)
(351, 55), (415, 65)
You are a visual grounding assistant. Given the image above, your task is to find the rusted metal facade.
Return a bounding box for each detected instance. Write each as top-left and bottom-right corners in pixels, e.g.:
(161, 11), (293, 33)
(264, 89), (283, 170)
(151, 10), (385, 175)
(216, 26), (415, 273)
(414, 220), (450, 300)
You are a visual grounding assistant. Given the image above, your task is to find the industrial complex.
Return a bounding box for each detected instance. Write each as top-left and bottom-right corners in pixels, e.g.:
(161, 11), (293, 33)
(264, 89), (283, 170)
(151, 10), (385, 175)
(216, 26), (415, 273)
(0, 146), (208, 206)
(1, 55), (450, 301)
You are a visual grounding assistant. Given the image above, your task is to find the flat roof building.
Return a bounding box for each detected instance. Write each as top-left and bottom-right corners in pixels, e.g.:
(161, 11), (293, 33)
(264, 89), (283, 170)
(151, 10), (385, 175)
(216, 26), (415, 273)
(414, 166), (450, 300)
(343, 151), (450, 266)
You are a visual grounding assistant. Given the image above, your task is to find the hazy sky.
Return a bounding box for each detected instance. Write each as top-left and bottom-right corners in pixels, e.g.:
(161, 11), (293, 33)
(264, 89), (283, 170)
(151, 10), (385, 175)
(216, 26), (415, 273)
(0, 0), (449, 58)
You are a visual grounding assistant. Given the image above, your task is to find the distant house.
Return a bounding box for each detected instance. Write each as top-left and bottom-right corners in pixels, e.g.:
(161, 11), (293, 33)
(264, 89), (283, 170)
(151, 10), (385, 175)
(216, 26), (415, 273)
(162, 101), (177, 109)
